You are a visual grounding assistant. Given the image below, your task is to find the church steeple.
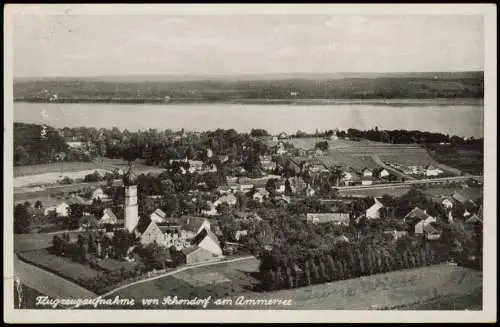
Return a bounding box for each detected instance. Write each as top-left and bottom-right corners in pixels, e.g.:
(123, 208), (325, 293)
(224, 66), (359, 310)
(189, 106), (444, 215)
(123, 160), (139, 233)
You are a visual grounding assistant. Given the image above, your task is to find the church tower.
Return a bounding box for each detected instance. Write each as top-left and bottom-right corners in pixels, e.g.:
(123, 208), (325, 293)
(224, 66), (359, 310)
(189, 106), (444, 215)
(123, 162), (139, 233)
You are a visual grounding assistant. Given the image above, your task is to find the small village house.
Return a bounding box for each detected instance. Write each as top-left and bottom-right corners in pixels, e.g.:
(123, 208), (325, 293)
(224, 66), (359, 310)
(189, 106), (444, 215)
(99, 208), (118, 225)
(136, 220), (166, 246)
(425, 164), (444, 177)
(403, 206), (430, 223)
(366, 198), (384, 220)
(306, 213), (350, 225)
(361, 176), (373, 186)
(92, 187), (108, 201)
(452, 188), (482, 207)
(44, 201), (70, 217)
(362, 168), (373, 177)
(179, 216), (211, 240)
(181, 228), (223, 265)
(214, 193), (237, 208)
(150, 208), (167, 224)
(201, 201), (219, 217)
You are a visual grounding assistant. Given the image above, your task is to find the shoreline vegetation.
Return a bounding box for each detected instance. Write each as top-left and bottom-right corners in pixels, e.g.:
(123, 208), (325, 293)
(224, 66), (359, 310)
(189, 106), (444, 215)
(13, 71), (484, 105)
(13, 97), (484, 106)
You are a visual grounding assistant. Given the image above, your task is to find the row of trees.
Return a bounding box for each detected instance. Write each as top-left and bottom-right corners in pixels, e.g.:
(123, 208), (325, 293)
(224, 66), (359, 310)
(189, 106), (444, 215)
(258, 244), (447, 291)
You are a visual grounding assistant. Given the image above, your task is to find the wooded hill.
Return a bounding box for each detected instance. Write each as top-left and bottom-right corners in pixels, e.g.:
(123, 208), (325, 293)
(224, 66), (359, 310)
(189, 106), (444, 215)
(14, 71), (483, 102)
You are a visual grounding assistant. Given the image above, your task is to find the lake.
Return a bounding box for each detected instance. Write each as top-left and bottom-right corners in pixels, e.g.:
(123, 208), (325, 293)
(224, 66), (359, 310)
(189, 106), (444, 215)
(14, 101), (484, 138)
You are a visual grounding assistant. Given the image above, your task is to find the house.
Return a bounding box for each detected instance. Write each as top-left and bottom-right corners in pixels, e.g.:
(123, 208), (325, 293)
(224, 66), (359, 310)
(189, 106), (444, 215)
(179, 216), (211, 239)
(150, 208), (167, 224)
(362, 168), (373, 177)
(252, 188), (270, 203)
(441, 197), (454, 210)
(341, 168), (361, 186)
(425, 164), (444, 177)
(217, 185), (233, 195)
(201, 201), (219, 217)
(423, 223), (442, 240)
(191, 228), (223, 256)
(235, 230), (248, 241)
(181, 245), (222, 266)
(234, 211), (263, 221)
(374, 168), (390, 179)
(452, 188), (482, 206)
(361, 176), (373, 186)
(305, 184), (316, 197)
(414, 216), (437, 234)
(306, 213), (350, 225)
(136, 221), (166, 246)
(100, 208), (118, 225)
(366, 198), (384, 220)
(403, 207), (430, 223)
(465, 214), (482, 225)
(45, 201), (70, 217)
(214, 193), (237, 208)
(92, 187), (108, 201)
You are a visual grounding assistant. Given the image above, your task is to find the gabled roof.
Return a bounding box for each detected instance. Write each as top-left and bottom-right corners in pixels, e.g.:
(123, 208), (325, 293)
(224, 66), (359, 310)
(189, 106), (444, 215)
(465, 214), (482, 224)
(179, 216), (209, 233)
(191, 227), (221, 248)
(215, 193), (237, 204)
(100, 208), (118, 224)
(453, 188), (482, 204)
(404, 207), (429, 220)
(306, 213), (350, 224)
(152, 208), (166, 218)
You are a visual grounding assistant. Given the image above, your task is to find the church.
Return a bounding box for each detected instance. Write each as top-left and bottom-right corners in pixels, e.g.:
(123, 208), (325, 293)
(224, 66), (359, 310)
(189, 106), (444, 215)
(121, 163), (223, 264)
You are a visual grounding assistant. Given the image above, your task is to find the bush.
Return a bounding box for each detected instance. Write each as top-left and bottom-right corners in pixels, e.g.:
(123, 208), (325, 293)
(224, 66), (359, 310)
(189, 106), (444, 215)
(59, 176), (74, 185)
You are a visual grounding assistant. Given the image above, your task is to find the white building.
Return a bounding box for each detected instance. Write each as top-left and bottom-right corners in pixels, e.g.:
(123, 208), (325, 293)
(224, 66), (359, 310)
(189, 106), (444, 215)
(366, 198), (384, 219)
(425, 164), (443, 177)
(150, 208), (167, 224)
(44, 202), (70, 217)
(92, 187), (108, 201)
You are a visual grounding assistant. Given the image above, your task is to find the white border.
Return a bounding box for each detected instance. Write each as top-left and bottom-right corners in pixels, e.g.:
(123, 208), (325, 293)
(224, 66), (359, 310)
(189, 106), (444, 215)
(3, 4), (497, 323)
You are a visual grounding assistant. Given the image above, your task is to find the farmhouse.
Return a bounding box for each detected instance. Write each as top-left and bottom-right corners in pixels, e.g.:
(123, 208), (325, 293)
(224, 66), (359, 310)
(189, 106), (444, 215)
(136, 220), (166, 246)
(306, 213), (350, 225)
(178, 216), (211, 239)
(377, 168), (391, 179)
(362, 168), (373, 177)
(425, 164), (443, 177)
(100, 208), (118, 225)
(181, 228), (223, 265)
(366, 198), (384, 220)
(341, 168), (361, 186)
(414, 216), (437, 235)
(150, 208), (167, 224)
(44, 201), (70, 217)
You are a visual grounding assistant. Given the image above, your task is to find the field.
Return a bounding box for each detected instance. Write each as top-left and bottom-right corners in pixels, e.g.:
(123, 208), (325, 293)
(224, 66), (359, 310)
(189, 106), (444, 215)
(14, 158), (163, 178)
(17, 249), (102, 284)
(318, 151), (380, 171)
(100, 255), (482, 310)
(339, 186), (413, 198)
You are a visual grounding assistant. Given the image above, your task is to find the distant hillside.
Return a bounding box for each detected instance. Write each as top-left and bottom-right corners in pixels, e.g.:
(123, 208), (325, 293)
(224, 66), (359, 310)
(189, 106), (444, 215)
(14, 71), (483, 103)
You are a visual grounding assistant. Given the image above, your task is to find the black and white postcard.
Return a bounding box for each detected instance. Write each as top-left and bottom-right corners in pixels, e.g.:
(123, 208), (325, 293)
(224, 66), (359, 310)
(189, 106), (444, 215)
(3, 4), (496, 323)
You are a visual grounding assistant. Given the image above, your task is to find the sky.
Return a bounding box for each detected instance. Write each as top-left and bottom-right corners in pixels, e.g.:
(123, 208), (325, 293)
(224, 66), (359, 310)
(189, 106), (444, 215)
(13, 15), (484, 77)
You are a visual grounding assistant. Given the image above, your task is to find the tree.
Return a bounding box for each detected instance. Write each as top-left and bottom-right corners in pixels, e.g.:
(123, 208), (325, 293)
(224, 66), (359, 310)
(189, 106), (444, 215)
(67, 203), (86, 230)
(314, 141), (329, 151)
(14, 203), (31, 234)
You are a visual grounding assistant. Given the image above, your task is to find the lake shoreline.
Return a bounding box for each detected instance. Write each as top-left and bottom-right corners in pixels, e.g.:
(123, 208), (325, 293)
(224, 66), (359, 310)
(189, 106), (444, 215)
(14, 98), (484, 107)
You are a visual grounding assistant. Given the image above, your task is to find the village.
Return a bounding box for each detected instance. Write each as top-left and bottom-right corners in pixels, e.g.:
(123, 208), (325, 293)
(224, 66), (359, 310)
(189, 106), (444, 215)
(13, 126), (484, 297)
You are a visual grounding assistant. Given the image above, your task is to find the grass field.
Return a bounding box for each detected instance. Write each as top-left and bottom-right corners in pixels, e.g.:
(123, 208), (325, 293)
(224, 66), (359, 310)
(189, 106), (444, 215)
(17, 249), (103, 283)
(103, 256), (482, 310)
(319, 151), (380, 171)
(14, 157), (163, 177)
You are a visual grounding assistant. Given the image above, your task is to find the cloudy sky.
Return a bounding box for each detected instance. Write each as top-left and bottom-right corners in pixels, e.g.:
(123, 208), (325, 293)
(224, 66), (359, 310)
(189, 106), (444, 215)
(13, 15), (484, 77)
